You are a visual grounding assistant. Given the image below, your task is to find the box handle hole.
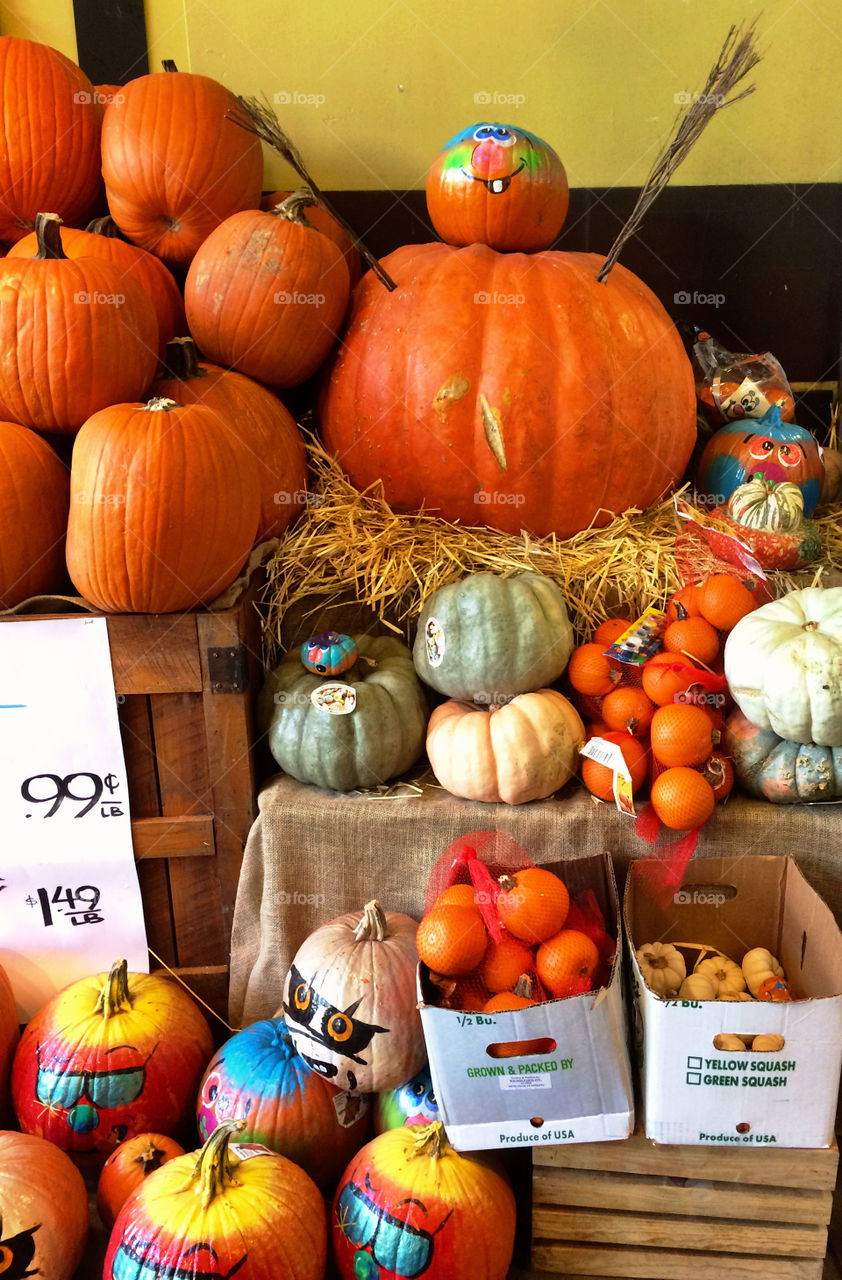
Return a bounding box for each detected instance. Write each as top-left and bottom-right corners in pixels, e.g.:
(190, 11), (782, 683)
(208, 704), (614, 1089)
(713, 1032), (785, 1053)
(486, 1037), (557, 1059)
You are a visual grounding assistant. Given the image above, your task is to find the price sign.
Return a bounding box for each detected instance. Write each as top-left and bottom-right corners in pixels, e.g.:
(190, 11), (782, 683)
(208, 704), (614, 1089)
(0, 617), (149, 1018)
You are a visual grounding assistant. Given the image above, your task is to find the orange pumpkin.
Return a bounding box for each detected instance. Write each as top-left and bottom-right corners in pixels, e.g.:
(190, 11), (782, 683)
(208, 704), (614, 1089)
(96, 1132), (185, 1232)
(0, 1130), (89, 1278)
(0, 966), (19, 1127)
(0, 421), (69, 607)
(261, 189), (362, 287)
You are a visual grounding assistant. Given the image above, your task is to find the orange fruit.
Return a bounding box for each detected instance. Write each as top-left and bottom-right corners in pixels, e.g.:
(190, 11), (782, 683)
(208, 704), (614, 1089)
(663, 616), (720, 666)
(480, 935), (535, 993)
(702, 752), (735, 803)
(441, 980), (489, 1012)
(593, 617), (631, 645)
(581, 731), (649, 802)
(650, 703), (714, 768)
(482, 991), (537, 1012)
(698, 573), (759, 632)
(666, 584), (703, 623)
(536, 929), (599, 998)
(586, 720), (611, 739)
(650, 766), (716, 830)
(600, 685), (656, 737)
(641, 652), (704, 707)
(567, 643), (621, 697)
(434, 884), (481, 911)
(496, 867), (569, 944)
(416, 905), (487, 976)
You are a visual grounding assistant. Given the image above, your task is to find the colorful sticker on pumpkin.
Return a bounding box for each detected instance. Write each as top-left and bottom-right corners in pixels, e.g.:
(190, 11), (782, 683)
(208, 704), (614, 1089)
(310, 682), (356, 714)
(333, 1089), (371, 1128)
(229, 1141), (275, 1161)
(579, 738), (636, 816)
(603, 607), (667, 666)
(424, 617), (445, 667)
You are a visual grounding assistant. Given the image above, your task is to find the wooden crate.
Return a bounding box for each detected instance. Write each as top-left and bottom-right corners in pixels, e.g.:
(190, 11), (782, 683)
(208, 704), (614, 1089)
(529, 1127), (839, 1279)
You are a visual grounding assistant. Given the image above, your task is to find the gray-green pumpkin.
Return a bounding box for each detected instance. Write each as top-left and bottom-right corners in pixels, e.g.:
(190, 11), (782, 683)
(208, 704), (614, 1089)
(412, 571), (573, 702)
(261, 634), (428, 791)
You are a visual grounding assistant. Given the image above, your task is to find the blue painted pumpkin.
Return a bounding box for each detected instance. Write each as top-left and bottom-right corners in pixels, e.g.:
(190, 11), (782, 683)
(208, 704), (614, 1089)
(724, 708), (842, 804)
(196, 1016), (371, 1187)
(374, 1065), (438, 1134)
(301, 631), (358, 675)
(696, 405), (824, 516)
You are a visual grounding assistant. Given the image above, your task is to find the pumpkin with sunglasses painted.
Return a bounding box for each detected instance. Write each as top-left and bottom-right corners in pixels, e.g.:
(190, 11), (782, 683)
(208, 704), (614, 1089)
(11, 959), (213, 1162)
(333, 1121), (516, 1280)
(104, 1118), (326, 1280)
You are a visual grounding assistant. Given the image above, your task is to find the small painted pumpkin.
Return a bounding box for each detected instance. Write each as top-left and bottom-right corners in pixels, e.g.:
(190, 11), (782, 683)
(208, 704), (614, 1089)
(0, 1130), (89, 1279)
(282, 900), (425, 1094)
(96, 1132), (185, 1232)
(724, 707), (842, 803)
(104, 1119), (326, 1280)
(196, 1016), (371, 1187)
(11, 959), (213, 1161)
(374, 1065), (438, 1134)
(333, 1121), (516, 1280)
(426, 122), (569, 252)
(301, 631), (358, 676)
(711, 476), (821, 571)
(696, 405), (824, 516)
(413, 571), (574, 701)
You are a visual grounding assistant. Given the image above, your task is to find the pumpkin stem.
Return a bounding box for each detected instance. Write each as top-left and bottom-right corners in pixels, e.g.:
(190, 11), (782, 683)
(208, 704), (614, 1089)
(135, 1140), (170, 1177)
(271, 187), (318, 227)
(33, 212), (66, 260)
(84, 214), (129, 240)
(162, 336), (206, 381)
(498, 874), (516, 894)
(162, 59), (178, 72)
(94, 959), (133, 1018)
(187, 1118), (245, 1209)
(353, 900), (387, 942)
(412, 1120), (451, 1159)
(142, 397), (180, 413)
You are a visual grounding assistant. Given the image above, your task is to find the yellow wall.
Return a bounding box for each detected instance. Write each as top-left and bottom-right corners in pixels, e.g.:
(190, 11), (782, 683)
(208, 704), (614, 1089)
(3, 0), (841, 189)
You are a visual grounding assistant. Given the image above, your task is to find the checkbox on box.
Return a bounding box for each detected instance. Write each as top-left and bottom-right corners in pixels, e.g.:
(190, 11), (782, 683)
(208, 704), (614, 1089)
(686, 1072), (702, 1086)
(687, 1056), (702, 1069)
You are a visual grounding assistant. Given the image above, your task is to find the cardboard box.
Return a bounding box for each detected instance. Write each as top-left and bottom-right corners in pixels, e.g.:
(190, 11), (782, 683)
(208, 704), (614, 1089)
(417, 853), (634, 1151)
(625, 855), (842, 1148)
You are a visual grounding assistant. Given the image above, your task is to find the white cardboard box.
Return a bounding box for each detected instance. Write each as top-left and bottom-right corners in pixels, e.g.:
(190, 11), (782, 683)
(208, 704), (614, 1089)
(417, 853), (634, 1151)
(625, 854), (842, 1148)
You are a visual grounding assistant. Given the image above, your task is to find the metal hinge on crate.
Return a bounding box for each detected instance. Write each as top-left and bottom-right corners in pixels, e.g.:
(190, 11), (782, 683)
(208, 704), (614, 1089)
(207, 645), (249, 694)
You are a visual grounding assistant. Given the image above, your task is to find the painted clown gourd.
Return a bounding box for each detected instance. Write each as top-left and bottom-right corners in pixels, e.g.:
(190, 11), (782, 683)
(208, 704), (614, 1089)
(332, 1121), (516, 1280)
(104, 1118), (326, 1280)
(696, 405), (824, 516)
(196, 1015), (371, 1187)
(0, 1130), (89, 1280)
(11, 959), (213, 1161)
(282, 900), (425, 1094)
(426, 122), (569, 252)
(300, 630), (358, 676)
(374, 1064), (439, 1135)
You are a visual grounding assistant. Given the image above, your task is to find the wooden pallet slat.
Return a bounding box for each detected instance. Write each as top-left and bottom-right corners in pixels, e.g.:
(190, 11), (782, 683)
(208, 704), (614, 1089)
(529, 1242), (825, 1279)
(106, 613), (202, 694)
(131, 815), (215, 859)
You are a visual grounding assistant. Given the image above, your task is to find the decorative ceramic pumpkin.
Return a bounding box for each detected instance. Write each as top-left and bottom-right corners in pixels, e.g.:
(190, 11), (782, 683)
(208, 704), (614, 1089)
(634, 942), (686, 998)
(185, 191), (351, 388)
(711, 476), (821, 571)
(724, 707), (842, 803)
(696, 405), (824, 516)
(0, 1130), (89, 1279)
(0, 213), (159, 433)
(0, 421), (69, 608)
(262, 189), (362, 287)
(333, 1121), (516, 1280)
(301, 631), (358, 675)
(104, 1119), (327, 1280)
(11, 958), (214, 1161)
(96, 1132), (185, 1232)
(66, 397), (261, 613)
(100, 64), (263, 265)
(374, 1064), (438, 1134)
(412, 571), (574, 701)
(426, 122), (569, 252)
(153, 336), (308, 541)
(196, 1016), (371, 1188)
(723, 586), (842, 746)
(261, 634), (428, 792)
(0, 37), (103, 243)
(320, 242), (696, 539)
(282, 900), (425, 1094)
(425, 689), (585, 804)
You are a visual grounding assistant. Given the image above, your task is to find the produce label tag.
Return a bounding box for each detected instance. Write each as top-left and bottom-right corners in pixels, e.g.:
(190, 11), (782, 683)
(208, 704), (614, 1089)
(424, 616), (445, 667)
(716, 376), (772, 420)
(0, 617), (149, 1019)
(333, 1089), (370, 1127)
(580, 738), (636, 816)
(603, 607), (667, 666)
(229, 1142), (275, 1161)
(311, 682), (356, 714)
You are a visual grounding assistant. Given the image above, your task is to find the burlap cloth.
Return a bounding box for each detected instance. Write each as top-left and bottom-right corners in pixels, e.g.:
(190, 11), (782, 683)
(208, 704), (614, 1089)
(228, 771), (842, 1029)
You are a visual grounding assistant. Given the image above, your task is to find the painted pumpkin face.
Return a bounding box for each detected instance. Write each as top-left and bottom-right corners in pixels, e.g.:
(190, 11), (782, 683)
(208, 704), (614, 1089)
(374, 1065), (438, 1134)
(300, 631), (358, 675)
(696, 405), (824, 515)
(0, 1131), (90, 1280)
(426, 122), (569, 252)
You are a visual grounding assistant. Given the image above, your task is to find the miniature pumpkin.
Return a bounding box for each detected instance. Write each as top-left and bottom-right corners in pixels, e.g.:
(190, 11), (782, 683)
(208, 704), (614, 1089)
(696, 405), (824, 516)
(752, 1034), (786, 1051)
(741, 947), (785, 997)
(425, 122), (569, 252)
(282, 900), (425, 1094)
(0, 421), (70, 608)
(714, 1034), (749, 1051)
(261, 633), (428, 792)
(425, 689), (585, 805)
(301, 632), (358, 676)
(724, 707), (842, 803)
(412, 571), (574, 701)
(374, 1064), (439, 1134)
(333, 1121), (516, 1280)
(96, 1132), (185, 1232)
(757, 975), (792, 1002)
(104, 1119), (326, 1280)
(695, 954), (746, 998)
(711, 476), (821, 570)
(0, 1130), (89, 1279)
(723, 586), (842, 746)
(196, 1016), (371, 1187)
(678, 972), (718, 1000)
(320, 241), (696, 540)
(635, 942), (686, 998)
(11, 959), (213, 1161)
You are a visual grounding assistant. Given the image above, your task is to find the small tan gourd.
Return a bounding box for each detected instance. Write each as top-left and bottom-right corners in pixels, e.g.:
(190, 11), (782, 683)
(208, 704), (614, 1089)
(678, 972), (718, 1001)
(742, 947), (785, 997)
(713, 1033), (747, 1052)
(695, 954), (746, 998)
(635, 942), (686, 998)
(752, 1034), (785, 1052)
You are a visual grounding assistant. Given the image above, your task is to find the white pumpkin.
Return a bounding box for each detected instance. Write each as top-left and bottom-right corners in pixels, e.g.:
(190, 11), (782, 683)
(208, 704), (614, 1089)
(695, 954), (746, 998)
(678, 972), (718, 1000)
(723, 586), (842, 746)
(742, 946), (785, 997)
(635, 942), (686, 997)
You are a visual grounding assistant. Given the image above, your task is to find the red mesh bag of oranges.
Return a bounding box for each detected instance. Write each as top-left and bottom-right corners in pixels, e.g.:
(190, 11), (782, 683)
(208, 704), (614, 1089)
(416, 831), (616, 1015)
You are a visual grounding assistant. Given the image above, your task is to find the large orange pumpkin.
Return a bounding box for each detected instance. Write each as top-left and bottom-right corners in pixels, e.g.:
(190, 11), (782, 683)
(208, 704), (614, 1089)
(0, 421), (70, 607)
(0, 37), (103, 243)
(0, 1130), (89, 1278)
(65, 397), (261, 613)
(320, 242), (696, 538)
(100, 65), (263, 266)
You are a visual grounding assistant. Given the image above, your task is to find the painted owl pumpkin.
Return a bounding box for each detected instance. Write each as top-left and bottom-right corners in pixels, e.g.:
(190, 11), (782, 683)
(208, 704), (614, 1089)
(11, 959), (213, 1162)
(426, 122), (569, 252)
(332, 1122), (516, 1280)
(282, 900), (425, 1094)
(197, 1015), (371, 1187)
(0, 1131), (89, 1280)
(374, 1065), (438, 1135)
(696, 405), (824, 516)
